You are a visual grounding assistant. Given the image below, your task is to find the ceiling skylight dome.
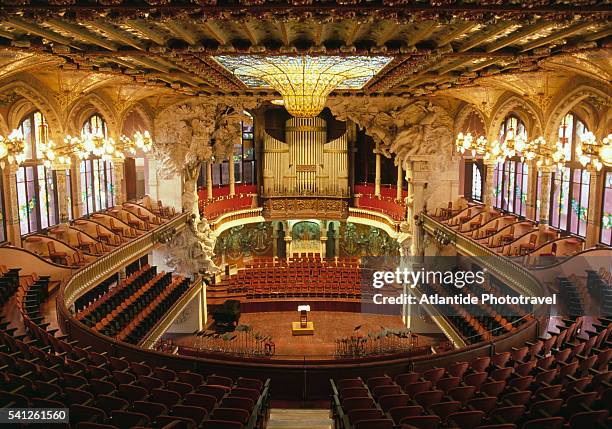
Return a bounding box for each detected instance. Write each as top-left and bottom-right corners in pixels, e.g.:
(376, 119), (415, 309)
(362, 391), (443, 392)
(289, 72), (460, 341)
(214, 55), (393, 118)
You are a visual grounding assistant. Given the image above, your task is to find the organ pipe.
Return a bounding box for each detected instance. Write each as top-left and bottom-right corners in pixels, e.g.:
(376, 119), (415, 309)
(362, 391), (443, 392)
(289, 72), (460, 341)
(263, 117), (349, 197)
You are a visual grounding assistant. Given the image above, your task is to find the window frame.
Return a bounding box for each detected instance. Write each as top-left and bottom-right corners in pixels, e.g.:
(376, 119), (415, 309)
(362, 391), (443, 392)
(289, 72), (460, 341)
(80, 114), (115, 215)
(0, 168), (6, 243)
(549, 112), (591, 237)
(16, 111), (61, 236)
(492, 115), (528, 217)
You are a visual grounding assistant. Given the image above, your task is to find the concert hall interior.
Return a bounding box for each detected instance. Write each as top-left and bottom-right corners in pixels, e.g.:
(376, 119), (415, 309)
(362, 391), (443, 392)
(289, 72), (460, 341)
(0, 1), (610, 429)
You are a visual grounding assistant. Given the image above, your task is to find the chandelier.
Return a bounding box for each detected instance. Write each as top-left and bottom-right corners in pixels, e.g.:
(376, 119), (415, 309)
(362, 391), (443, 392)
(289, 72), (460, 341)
(0, 129), (26, 168)
(576, 131), (612, 171)
(39, 130), (154, 170)
(455, 112), (488, 157)
(524, 137), (566, 169)
(214, 55), (393, 118)
(119, 130), (154, 155)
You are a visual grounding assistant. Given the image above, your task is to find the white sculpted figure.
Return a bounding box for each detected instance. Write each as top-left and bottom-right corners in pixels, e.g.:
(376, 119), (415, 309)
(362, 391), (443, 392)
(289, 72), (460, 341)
(164, 214), (219, 276)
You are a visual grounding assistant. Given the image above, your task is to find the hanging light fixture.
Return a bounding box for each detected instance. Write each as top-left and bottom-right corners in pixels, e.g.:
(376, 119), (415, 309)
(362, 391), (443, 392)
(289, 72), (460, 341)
(119, 130), (154, 155)
(576, 131), (612, 171)
(0, 129), (26, 169)
(214, 55), (393, 118)
(455, 112), (488, 157)
(601, 134), (612, 167)
(483, 139), (506, 164)
(524, 137), (566, 169)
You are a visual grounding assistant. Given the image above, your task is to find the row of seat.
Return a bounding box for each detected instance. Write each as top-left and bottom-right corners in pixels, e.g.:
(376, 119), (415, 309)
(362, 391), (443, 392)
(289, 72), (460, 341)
(211, 259), (365, 300)
(331, 315), (611, 429)
(77, 265), (158, 325)
(421, 280), (530, 345)
(77, 266), (191, 344)
(3, 265), (270, 429)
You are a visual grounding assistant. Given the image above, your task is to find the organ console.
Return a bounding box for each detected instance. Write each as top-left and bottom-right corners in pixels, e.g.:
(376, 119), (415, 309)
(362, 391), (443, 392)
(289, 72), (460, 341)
(262, 117), (350, 219)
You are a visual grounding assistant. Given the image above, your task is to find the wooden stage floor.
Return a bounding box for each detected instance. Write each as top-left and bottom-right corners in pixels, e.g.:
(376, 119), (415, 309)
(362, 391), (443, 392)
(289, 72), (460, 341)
(164, 311), (441, 360)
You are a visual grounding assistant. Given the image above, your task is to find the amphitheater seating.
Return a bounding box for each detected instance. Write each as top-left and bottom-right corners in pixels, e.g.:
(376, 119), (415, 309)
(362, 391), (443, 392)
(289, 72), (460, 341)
(1, 268), (270, 429)
(209, 256), (363, 301)
(417, 279), (532, 345)
(331, 315), (611, 429)
(76, 265), (192, 345)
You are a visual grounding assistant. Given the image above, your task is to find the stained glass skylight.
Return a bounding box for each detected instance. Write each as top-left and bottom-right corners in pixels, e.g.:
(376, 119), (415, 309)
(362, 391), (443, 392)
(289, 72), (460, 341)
(213, 55), (393, 117)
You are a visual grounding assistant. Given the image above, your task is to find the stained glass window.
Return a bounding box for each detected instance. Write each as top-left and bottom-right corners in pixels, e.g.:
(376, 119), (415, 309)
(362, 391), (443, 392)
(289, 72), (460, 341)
(471, 163), (482, 202)
(492, 116), (528, 217)
(601, 171), (612, 246)
(15, 111), (59, 235)
(550, 113), (590, 236)
(80, 115), (114, 214)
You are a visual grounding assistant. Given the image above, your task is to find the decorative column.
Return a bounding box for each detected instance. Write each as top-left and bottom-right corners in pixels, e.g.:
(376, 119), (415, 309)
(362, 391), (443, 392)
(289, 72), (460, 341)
(537, 165), (554, 243)
(228, 155), (236, 196)
(538, 166), (554, 226)
(199, 280), (207, 328)
(320, 222), (327, 258)
(284, 235), (292, 258)
(272, 222), (279, 257)
(412, 179), (428, 258)
(374, 150), (382, 197)
(4, 164), (22, 246)
(525, 163), (538, 220)
(396, 162), (403, 201)
(112, 159), (125, 205)
(55, 169), (70, 223)
(585, 169), (604, 248)
(483, 159), (497, 209)
(405, 162), (414, 226)
(71, 162), (84, 218)
(206, 161), (213, 200)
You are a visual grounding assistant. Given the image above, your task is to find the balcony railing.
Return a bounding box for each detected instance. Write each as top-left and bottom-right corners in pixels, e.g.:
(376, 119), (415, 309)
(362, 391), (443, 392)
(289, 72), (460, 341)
(420, 213), (548, 302)
(63, 212), (189, 308)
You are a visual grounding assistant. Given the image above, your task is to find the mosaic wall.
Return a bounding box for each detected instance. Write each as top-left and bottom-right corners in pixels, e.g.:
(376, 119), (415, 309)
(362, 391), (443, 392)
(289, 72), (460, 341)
(338, 222), (399, 257)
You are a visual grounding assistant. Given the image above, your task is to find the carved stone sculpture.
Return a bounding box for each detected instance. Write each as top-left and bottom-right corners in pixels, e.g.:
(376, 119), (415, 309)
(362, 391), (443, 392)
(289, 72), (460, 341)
(163, 214), (219, 277)
(326, 98), (454, 171)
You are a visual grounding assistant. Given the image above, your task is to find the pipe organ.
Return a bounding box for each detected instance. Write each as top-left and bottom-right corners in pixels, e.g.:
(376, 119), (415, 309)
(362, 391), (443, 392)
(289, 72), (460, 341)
(263, 117), (349, 197)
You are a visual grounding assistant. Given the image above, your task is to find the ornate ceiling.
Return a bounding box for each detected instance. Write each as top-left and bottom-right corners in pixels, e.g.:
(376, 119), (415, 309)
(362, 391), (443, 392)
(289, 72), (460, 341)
(0, 1), (608, 99)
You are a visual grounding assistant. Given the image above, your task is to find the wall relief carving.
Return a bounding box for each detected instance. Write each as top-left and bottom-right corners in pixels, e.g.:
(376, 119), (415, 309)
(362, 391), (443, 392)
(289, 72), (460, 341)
(162, 214), (218, 277)
(153, 97), (261, 215)
(326, 98), (454, 172)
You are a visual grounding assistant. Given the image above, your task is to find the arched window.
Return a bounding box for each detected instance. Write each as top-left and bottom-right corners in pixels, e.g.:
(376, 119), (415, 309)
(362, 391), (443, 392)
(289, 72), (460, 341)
(493, 115), (528, 217)
(0, 171), (6, 242)
(15, 110), (61, 234)
(472, 163), (483, 202)
(201, 111), (256, 188)
(548, 113), (590, 236)
(601, 171), (612, 246)
(80, 114), (114, 214)
(237, 111), (256, 185)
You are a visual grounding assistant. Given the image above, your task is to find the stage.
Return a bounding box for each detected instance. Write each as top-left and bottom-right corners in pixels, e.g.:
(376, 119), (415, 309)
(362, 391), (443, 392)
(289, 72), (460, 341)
(164, 311), (442, 360)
